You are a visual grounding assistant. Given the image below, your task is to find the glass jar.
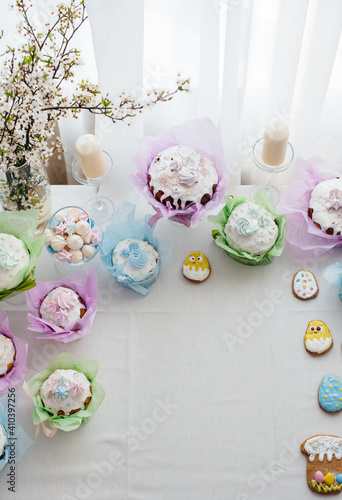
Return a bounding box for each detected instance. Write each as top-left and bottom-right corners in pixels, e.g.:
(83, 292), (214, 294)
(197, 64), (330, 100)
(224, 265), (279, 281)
(0, 161), (52, 236)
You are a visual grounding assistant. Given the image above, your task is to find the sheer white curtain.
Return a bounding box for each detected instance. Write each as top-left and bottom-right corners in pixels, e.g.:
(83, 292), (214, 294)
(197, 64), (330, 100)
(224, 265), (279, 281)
(1, 0), (342, 185)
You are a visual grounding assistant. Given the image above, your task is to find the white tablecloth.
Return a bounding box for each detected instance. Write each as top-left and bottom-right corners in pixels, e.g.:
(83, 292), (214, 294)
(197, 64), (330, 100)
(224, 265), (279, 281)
(1, 184), (342, 500)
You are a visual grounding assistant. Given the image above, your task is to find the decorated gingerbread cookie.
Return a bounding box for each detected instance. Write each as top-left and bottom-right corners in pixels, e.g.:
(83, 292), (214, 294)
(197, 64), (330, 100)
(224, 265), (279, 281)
(318, 375), (342, 413)
(304, 320), (333, 356)
(182, 252), (211, 283)
(292, 269), (319, 300)
(301, 435), (342, 493)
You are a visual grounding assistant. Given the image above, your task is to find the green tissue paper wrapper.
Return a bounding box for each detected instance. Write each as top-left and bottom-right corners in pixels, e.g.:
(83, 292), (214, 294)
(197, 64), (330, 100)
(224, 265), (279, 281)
(208, 191), (287, 266)
(0, 209), (45, 300)
(27, 352), (105, 432)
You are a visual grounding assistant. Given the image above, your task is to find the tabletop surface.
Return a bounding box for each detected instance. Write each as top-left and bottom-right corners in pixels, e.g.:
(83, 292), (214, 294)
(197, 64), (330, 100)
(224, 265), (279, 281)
(1, 184), (342, 500)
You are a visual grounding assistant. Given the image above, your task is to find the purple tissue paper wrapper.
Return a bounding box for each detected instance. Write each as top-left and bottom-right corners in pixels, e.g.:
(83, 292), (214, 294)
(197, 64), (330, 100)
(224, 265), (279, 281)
(0, 312), (28, 392)
(25, 269), (98, 343)
(130, 117), (229, 227)
(277, 155), (342, 262)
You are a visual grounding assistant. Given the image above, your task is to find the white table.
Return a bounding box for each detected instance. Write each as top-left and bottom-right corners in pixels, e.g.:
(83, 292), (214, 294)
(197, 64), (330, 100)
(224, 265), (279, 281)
(1, 184), (342, 500)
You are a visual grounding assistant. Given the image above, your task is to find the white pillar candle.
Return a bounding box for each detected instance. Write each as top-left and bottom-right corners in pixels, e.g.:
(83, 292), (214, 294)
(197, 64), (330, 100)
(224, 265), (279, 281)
(75, 134), (107, 179)
(261, 120), (289, 166)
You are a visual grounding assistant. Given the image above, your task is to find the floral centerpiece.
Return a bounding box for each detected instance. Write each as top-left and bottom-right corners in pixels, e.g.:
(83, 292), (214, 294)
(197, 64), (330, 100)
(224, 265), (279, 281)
(0, 0), (189, 232)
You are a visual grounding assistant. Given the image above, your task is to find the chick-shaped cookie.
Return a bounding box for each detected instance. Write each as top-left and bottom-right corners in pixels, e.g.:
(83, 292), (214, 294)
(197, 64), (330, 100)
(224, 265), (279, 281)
(183, 251), (211, 283)
(304, 320), (333, 356)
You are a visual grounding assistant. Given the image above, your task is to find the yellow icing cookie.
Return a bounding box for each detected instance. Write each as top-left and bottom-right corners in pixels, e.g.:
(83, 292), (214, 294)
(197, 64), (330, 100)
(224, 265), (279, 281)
(183, 251), (211, 283)
(304, 320), (333, 356)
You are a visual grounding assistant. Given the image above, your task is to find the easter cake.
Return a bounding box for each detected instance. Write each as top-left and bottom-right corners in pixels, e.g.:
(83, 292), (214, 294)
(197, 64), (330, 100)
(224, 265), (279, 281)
(301, 435), (342, 493)
(40, 287), (86, 329)
(224, 201), (278, 255)
(40, 368), (92, 416)
(0, 423), (7, 459)
(112, 239), (159, 286)
(0, 233), (30, 291)
(308, 178), (342, 235)
(0, 334), (15, 377)
(148, 145), (218, 210)
(304, 320), (332, 355)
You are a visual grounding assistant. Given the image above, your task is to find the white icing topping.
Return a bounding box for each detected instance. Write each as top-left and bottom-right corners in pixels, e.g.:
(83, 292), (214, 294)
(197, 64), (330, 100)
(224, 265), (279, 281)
(224, 202), (278, 255)
(306, 337), (332, 354)
(0, 423), (7, 457)
(183, 264), (209, 282)
(0, 334), (15, 376)
(304, 436), (342, 462)
(309, 179), (342, 234)
(0, 233), (29, 290)
(40, 369), (92, 416)
(40, 287), (85, 328)
(148, 145), (218, 209)
(293, 270), (318, 299)
(112, 239), (158, 279)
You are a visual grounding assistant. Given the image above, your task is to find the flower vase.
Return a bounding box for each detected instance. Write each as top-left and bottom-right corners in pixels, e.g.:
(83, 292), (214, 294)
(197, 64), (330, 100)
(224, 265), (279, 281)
(0, 161), (52, 236)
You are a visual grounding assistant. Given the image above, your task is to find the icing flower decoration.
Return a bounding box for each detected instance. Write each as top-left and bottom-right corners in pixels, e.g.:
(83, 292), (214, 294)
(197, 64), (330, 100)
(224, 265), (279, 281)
(236, 216), (259, 236)
(121, 242), (148, 269)
(69, 381), (85, 398)
(247, 207), (260, 219)
(0, 248), (19, 271)
(44, 299), (58, 314)
(181, 155), (196, 167)
(56, 289), (78, 310)
(55, 384), (69, 399)
(327, 188), (342, 210)
(259, 215), (270, 227)
(170, 160), (181, 172)
(179, 166), (199, 187)
(55, 309), (69, 324)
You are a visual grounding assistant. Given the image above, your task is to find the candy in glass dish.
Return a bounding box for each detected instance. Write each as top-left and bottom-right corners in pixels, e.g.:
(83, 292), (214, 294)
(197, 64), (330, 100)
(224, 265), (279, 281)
(44, 206), (102, 266)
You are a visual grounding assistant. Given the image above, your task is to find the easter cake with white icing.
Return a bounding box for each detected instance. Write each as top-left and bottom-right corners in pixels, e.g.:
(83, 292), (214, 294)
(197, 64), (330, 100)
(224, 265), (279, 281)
(40, 368), (92, 416)
(224, 201), (278, 255)
(0, 334), (15, 377)
(148, 145), (218, 210)
(308, 178), (342, 235)
(0, 233), (30, 291)
(112, 238), (159, 286)
(301, 435), (342, 494)
(40, 286), (86, 329)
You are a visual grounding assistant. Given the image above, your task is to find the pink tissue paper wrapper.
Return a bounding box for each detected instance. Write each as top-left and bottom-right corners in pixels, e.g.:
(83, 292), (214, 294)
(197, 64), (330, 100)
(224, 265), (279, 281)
(130, 117), (229, 227)
(0, 312), (28, 392)
(25, 269), (98, 343)
(277, 155), (342, 262)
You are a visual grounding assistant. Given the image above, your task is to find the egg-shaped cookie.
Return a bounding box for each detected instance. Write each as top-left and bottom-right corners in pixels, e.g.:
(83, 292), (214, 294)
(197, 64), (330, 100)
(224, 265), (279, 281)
(292, 269), (318, 300)
(318, 375), (342, 413)
(304, 320), (333, 355)
(183, 251), (211, 283)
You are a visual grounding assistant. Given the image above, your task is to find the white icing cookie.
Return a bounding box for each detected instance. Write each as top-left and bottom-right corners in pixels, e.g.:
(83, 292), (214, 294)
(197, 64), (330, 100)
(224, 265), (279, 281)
(112, 239), (159, 280)
(0, 334), (15, 376)
(292, 269), (319, 300)
(40, 287), (86, 329)
(148, 145), (218, 209)
(0, 233), (30, 290)
(309, 178), (342, 235)
(224, 201), (278, 255)
(0, 423), (7, 458)
(40, 369), (92, 416)
(183, 251), (211, 282)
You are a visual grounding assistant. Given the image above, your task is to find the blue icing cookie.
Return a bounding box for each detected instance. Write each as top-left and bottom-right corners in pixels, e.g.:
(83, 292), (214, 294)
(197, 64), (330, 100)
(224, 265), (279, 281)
(319, 375), (342, 413)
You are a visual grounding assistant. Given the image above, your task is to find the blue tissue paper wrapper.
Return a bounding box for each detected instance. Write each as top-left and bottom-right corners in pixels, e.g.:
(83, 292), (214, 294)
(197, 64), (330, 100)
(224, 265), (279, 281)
(0, 393), (33, 471)
(100, 201), (172, 295)
(323, 259), (342, 301)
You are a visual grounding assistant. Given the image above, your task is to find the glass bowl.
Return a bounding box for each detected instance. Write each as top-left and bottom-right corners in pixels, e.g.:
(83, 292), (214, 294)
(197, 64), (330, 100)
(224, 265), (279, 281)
(44, 206), (102, 266)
